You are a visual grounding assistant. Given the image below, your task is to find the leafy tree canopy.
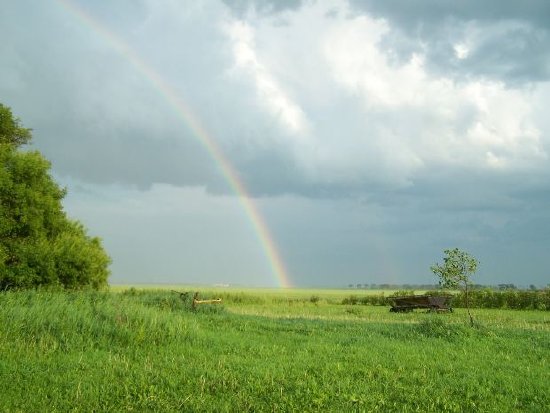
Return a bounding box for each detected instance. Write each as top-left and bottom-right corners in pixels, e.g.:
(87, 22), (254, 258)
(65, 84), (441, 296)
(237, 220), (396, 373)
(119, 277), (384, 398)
(431, 248), (478, 289)
(0, 103), (110, 290)
(0, 104), (32, 147)
(431, 248), (478, 326)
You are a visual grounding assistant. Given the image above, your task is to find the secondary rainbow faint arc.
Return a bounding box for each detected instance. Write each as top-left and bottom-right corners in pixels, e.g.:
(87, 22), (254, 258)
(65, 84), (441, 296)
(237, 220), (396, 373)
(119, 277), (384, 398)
(57, 0), (292, 288)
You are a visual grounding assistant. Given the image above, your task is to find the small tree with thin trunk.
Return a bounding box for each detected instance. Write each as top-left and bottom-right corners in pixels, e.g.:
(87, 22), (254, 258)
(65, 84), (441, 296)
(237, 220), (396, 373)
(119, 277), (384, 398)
(431, 248), (478, 326)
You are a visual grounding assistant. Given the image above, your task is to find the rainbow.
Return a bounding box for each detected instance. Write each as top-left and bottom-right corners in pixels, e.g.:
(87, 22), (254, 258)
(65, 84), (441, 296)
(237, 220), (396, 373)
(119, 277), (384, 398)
(56, 0), (291, 288)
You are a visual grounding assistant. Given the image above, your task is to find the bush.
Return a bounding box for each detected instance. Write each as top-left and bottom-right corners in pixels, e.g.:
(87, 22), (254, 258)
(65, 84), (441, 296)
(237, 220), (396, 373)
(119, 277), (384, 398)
(52, 222), (111, 289)
(450, 289), (549, 310)
(341, 293), (387, 306)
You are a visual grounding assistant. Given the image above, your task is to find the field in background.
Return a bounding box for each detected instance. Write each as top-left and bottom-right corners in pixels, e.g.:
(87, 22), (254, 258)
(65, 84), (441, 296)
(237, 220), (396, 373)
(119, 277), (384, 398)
(109, 283), (405, 296)
(1, 288), (548, 411)
(109, 284), (424, 305)
(112, 284), (550, 311)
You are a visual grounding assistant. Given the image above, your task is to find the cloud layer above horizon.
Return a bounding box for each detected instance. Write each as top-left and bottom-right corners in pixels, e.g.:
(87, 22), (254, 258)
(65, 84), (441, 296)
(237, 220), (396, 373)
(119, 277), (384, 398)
(1, 0), (549, 286)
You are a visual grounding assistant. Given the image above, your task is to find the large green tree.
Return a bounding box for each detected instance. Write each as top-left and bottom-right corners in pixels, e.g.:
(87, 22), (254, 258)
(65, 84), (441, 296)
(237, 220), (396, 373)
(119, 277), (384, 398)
(0, 103), (110, 289)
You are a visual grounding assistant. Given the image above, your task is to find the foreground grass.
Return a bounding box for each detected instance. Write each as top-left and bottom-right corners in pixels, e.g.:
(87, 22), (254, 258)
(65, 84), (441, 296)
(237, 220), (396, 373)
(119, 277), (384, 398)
(1, 290), (548, 412)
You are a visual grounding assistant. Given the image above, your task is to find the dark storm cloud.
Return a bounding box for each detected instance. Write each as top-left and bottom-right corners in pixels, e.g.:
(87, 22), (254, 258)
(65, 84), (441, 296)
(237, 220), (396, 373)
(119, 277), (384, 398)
(349, 0), (550, 29)
(222, 0), (550, 87)
(459, 25), (550, 83)
(348, 0), (550, 84)
(222, 0), (304, 17)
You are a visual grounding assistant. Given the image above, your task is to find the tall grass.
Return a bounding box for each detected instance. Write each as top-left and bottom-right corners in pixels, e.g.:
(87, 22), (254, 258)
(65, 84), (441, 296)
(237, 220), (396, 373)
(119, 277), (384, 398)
(1, 289), (548, 412)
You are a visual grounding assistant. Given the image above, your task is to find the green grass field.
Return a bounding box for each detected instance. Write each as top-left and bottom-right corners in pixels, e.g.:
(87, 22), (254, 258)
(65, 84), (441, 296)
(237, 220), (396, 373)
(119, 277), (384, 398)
(1, 288), (548, 412)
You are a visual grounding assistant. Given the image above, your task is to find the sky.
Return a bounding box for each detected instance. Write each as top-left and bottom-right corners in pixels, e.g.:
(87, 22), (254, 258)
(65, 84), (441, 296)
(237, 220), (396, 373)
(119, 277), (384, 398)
(1, 0), (549, 287)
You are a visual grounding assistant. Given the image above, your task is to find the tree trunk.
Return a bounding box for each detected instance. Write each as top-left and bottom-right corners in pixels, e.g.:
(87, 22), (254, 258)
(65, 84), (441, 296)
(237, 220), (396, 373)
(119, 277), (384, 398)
(465, 283), (474, 327)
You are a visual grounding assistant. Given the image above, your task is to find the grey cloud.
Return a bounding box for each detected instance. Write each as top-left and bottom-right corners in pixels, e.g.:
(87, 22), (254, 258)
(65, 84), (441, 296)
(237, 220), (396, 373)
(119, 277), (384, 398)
(349, 0), (550, 31)
(222, 0), (550, 84)
(406, 20), (550, 85)
(257, 183), (550, 284)
(221, 0), (304, 17)
(1, 0), (238, 191)
(459, 25), (550, 83)
(347, 0), (550, 84)
(3, 0), (549, 199)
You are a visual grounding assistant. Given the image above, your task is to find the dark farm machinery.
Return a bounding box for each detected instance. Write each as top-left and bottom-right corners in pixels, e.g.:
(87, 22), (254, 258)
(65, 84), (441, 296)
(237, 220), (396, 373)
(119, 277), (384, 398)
(388, 294), (453, 313)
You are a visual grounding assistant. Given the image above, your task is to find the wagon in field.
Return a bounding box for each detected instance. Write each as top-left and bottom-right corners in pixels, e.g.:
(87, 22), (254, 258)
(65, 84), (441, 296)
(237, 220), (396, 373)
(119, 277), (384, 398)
(388, 295), (453, 313)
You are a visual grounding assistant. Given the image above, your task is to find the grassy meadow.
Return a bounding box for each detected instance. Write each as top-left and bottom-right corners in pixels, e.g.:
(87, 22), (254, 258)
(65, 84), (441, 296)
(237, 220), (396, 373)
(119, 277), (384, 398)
(1, 287), (548, 412)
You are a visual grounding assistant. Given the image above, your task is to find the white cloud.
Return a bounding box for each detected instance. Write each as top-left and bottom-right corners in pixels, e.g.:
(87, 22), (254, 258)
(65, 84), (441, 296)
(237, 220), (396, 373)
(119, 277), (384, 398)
(453, 43), (469, 59)
(225, 20), (309, 136)
(322, 14), (427, 108)
(218, 0), (549, 191)
(319, 5), (546, 174)
(221, 0), (547, 186)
